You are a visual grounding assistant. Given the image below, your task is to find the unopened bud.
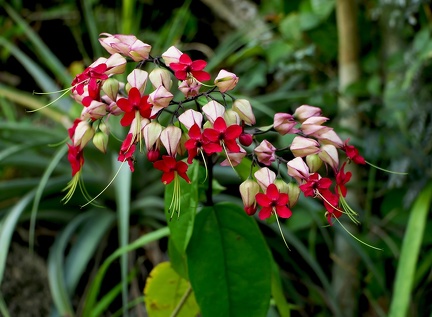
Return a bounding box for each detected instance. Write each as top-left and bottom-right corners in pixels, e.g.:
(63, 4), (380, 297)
(102, 78), (120, 101)
(149, 68), (172, 90)
(239, 179), (260, 215)
(223, 109), (240, 126)
(306, 154), (322, 173)
(232, 99), (256, 125)
(214, 70), (238, 93)
(93, 131), (109, 153)
(287, 183), (300, 208)
(239, 133), (253, 147)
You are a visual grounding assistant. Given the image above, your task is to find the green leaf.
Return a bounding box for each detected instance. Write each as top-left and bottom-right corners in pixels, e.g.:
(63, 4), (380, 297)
(186, 203), (272, 317)
(388, 182), (432, 317)
(165, 159), (200, 253)
(144, 262), (200, 317)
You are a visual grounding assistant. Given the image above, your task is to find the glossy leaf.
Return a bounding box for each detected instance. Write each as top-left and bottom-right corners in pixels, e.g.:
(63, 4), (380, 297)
(164, 159), (200, 253)
(186, 202), (272, 317)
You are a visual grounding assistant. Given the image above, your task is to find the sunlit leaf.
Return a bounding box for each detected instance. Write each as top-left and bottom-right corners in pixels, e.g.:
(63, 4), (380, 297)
(144, 262), (200, 317)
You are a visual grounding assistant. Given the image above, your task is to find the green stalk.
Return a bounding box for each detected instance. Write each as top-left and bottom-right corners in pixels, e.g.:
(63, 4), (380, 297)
(388, 182), (432, 317)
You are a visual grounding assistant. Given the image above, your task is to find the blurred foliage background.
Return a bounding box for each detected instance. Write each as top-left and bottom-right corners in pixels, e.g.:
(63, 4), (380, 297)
(0, 0), (431, 316)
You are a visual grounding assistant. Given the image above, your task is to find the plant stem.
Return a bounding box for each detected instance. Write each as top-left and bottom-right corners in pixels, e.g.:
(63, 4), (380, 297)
(170, 285), (193, 317)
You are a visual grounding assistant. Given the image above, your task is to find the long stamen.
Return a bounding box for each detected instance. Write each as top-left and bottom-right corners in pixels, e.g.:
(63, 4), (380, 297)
(274, 208), (291, 251)
(365, 160), (408, 175)
(221, 142), (240, 179)
(199, 149), (208, 183)
(334, 217), (382, 250)
(80, 160), (127, 208)
(29, 86), (74, 112)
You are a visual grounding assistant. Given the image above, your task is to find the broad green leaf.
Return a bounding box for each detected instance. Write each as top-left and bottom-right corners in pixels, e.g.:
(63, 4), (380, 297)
(388, 182), (432, 317)
(186, 203), (272, 317)
(144, 262), (200, 317)
(168, 238), (188, 280)
(165, 159), (200, 253)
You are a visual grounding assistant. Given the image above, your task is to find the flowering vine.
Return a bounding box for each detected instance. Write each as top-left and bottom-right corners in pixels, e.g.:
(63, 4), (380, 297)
(48, 32), (402, 249)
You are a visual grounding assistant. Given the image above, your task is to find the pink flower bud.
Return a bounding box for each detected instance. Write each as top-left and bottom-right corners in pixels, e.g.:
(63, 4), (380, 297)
(73, 120), (94, 149)
(273, 113), (299, 135)
(306, 154), (323, 173)
(290, 136), (320, 157)
(318, 144), (339, 171)
(214, 70), (239, 93)
(178, 109), (203, 130)
(99, 33), (152, 62)
(313, 128), (343, 148)
(144, 121), (162, 152)
(101, 53), (127, 75)
(287, 157), (310, 183)
(127, 69), (148, 94)
(160, 125), (182, 157)
(202, 100), (225, 124)
(149, 68), (172, 90)
(178, 78), (201, 97)
(149, 85), (174, 116)
(254, 140), (276, 166)
(161, 46), (183, 66)
(254, 167), (276, 191)
(239, 179), (260, 215)
(80, 100), (107, 120)
(232, 99), (256, 126)
(293, 105), (322, 123)
(300, 116), (329, 135)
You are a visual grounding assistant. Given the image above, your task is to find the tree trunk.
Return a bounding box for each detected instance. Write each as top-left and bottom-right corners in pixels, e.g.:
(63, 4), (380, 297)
(332, 1), (362, 316)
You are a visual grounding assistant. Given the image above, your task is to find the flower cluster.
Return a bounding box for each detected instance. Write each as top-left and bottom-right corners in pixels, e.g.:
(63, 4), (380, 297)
(63, 32), (367, 225)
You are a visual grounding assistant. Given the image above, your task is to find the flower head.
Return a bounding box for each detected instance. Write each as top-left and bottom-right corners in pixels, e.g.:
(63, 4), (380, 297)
(169, 53), (211, 82)
(116, 87), (152, 127)
(255, 184), (292, 220)
(153, 155), (191, 185)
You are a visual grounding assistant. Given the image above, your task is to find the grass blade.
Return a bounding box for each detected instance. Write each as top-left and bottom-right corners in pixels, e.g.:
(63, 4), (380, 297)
(81, 227), (170, 317)
(388, 182), (432, 317)
(113, 156), (131, 317)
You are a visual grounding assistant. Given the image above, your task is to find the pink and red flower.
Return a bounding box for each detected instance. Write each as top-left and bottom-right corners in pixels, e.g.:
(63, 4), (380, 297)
(169, 53), (211, 82)
(116, 87), (153, 127)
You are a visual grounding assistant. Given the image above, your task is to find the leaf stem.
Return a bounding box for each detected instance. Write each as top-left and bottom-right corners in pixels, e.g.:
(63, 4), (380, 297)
(170, 285), (193, 317)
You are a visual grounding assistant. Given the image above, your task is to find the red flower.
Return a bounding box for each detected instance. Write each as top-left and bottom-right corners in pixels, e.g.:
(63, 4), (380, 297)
(343, 139), (365, 165)
(255, 184), (292, 220)
(336, 162), (352, 198)
(169, 53), (211, 82)
(184, 124), (218, 163)
(82, 78), (102, 107)
(67, 144), (84, 176)
(118, 133), (137, 172)
(321, 189), (342, 224)
(71, 64), (108, 95)
(116, 87), (152, 127)
(299, 173), (332, 197)
(202, 117), (242, 154)
(153, 155), (191, 185)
